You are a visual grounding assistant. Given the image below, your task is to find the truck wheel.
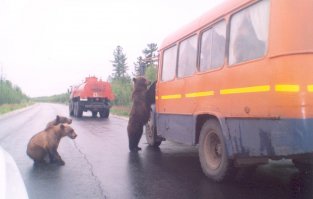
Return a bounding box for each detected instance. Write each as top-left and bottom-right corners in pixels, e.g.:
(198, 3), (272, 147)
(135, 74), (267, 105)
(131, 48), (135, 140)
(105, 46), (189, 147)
(73, 102), (77, 117)
(199, 119), (233, 182)
(92, 111), (98, 118)
(69, 109), (74, 116)
(74, 102), (83, 117)
(69, 103), (74, 116)
(77, 107), (83, 118)
(100, 109), (109, 118)
(145, 109), (162, 147)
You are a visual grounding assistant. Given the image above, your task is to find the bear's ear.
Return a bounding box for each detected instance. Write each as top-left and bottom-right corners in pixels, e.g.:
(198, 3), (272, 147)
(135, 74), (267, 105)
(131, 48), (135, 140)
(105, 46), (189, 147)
(56, 115), (60, 122)
(60, 124), (65, 129)
(132, 78), (136, 83)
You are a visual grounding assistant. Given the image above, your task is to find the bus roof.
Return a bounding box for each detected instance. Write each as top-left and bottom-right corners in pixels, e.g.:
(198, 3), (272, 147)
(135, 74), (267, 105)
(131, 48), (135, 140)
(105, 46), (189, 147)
(159, 0), (254, 50)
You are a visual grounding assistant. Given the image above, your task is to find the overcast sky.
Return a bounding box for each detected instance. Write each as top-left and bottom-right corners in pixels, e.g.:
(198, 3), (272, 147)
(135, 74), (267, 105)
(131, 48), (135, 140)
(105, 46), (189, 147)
(0, 0), (225, 97)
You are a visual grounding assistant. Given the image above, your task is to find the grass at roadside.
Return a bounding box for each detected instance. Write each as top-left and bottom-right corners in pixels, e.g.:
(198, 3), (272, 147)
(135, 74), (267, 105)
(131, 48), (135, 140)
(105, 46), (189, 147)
(0, 102), (33, 115)
(111, 105), (130, 117)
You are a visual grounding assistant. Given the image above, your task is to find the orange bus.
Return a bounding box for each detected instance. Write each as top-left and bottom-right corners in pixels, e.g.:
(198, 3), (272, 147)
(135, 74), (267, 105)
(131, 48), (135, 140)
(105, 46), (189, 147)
(145, 0), (313, 182)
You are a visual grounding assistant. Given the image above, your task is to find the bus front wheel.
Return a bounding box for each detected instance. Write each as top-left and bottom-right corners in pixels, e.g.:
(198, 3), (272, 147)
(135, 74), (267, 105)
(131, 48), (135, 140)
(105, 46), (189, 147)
(145, 107), (163, 147)
(199, 119), (233, 182)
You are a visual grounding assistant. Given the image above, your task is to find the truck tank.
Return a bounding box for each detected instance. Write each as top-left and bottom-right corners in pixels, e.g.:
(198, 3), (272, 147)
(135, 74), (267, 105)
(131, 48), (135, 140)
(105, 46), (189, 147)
(69, 76), (115, 118)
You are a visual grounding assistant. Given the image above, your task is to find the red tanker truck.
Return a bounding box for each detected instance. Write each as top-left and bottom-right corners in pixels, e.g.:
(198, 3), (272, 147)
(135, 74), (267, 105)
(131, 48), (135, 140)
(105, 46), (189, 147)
(69, 76), (115, 118)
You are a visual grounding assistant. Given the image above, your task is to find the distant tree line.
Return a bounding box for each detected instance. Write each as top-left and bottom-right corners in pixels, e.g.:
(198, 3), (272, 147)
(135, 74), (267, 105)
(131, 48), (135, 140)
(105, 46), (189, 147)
(0, 78), (29, 105)
(109, 43), (158, 106)
(0, 42), (158, 110)
(33, 93), (70, 104)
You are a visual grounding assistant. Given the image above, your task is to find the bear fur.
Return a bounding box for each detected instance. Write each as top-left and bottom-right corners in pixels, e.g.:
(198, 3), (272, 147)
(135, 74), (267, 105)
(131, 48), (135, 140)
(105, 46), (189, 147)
(46, 115), (72, 129)
(127, 77), (151, 152)
(26, 123), (77, 165)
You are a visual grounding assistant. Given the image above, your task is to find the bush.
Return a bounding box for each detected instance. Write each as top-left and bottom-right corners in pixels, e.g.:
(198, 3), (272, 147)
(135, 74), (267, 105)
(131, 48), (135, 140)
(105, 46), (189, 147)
(145, 65), (157, 83)
(111, 77), (132, 106)
(0, 79), (29, 105)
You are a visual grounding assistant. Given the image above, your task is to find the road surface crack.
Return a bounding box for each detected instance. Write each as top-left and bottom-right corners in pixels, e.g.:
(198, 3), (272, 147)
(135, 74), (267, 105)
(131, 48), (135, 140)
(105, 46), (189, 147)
(73, 140), (107, 199)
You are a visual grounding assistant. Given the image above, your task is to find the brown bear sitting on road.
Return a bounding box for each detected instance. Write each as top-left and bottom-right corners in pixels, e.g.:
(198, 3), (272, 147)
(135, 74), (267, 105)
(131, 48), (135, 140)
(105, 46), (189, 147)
(127, 77), (151, 152)
(27, 123), (77, 165)
(46, 115), (72, 129)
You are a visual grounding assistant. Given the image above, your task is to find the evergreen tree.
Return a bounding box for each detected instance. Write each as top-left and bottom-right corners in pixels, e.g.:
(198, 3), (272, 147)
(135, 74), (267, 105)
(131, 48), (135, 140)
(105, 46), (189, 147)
(133, 56), (145, 76)
(111, 45), (128, 80)
(133, 43), (158, 77)
(110, 45), (132, 106)
(142, 43), (158, 66)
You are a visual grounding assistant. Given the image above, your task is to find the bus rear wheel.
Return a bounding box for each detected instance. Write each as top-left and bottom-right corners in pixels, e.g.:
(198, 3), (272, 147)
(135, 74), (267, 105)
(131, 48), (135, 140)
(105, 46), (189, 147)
(199, 119), (233, 182)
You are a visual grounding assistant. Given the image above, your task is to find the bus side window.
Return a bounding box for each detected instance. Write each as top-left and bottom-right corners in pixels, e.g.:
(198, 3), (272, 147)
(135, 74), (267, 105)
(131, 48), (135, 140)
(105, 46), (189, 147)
(229, 0), (270, 65)
(200, 29), (213, 71)
(161, 45), (177, 81)
(211, 22), (226, 68)
(200, 21), (226, 72)
(178, 35), (198, 77)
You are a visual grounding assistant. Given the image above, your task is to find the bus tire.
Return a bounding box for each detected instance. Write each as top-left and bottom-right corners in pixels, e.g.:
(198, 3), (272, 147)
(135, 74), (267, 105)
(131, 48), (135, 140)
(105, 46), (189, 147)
(145, 107), (163, 147)
(199, 119), (233, 182)
(145, 120), (162, 148)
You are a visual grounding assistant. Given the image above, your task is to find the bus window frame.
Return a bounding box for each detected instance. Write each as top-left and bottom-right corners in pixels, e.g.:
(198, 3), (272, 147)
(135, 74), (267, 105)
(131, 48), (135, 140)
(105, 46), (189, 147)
(198, 19), (227, 74)
(160, 0), (272, 80)
(176, 33), (199, 79)
(226, 0), (270, 67)
(160, 44), (179, 82)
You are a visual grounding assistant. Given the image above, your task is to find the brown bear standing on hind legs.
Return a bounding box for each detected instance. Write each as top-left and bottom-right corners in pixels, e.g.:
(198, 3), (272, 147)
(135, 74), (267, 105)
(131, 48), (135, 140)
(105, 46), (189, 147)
(127, 77), (151, 152)
(46, 115), (72, 129)
(26, 123), (77, 165)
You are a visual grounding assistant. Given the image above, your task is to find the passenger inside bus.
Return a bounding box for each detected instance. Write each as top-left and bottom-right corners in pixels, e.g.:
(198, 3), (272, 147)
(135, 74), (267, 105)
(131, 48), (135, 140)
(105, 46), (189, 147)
(200, 22), (226, 72)
(178, 35), (197, 77)
(233, 14), (265, 64)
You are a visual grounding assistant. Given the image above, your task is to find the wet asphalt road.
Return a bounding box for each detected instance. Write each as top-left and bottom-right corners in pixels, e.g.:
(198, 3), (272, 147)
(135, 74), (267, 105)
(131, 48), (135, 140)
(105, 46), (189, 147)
(0, 103), (313, 199)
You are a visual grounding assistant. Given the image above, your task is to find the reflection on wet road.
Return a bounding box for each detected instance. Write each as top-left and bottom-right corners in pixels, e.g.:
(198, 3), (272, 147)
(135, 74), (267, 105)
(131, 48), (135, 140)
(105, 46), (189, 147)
(0, 103), (312, 199)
